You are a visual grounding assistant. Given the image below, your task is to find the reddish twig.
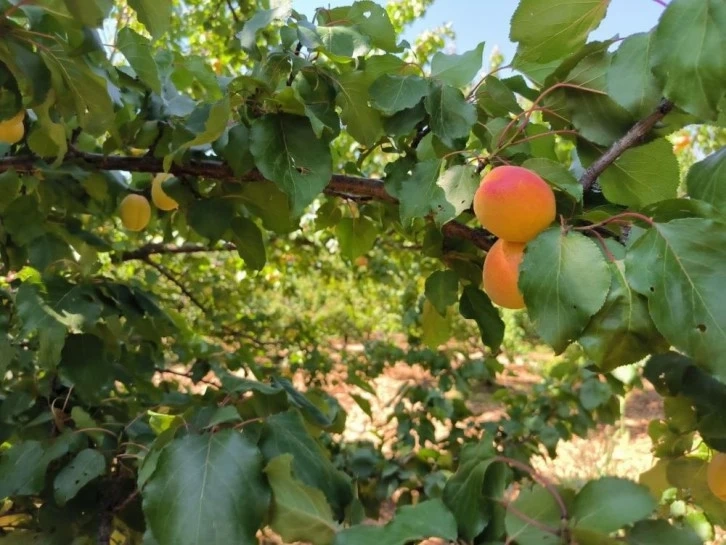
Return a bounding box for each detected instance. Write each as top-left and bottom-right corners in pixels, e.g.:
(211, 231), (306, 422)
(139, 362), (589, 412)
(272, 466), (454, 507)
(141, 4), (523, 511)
(579, 99), (674, 190)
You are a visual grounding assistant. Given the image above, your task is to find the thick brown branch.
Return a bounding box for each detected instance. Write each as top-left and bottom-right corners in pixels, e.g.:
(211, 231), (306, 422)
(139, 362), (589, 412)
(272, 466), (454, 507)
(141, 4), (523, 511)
(121, 242), (237, 261)
(579, 99), (674, 190)
(0, 150), (492, 250)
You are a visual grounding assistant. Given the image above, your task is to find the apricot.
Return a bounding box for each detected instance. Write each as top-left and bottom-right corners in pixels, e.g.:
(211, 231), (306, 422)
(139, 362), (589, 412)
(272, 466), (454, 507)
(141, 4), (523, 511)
(473, 166), (555, 242)
(707, 452), (726, 500)
(151, 173), (178, 211)
(483, 239), (526, 309)
(119, 194), (151, 231)
(0, 110), (25, 145)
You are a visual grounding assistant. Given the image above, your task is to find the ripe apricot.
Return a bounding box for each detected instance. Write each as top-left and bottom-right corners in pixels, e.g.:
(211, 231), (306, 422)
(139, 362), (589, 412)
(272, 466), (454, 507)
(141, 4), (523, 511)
(483, 239), (526, 309)
(0, 110), (25, 145)
(151, 173), (178, 211)
(473, 166), (555, 242)
(119, 194), (151, 231)
(707, 452), (726, 500)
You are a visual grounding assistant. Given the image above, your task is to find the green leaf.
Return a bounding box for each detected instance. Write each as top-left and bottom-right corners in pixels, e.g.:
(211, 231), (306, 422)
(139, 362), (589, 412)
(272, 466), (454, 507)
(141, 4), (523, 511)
(424, 82), (476, 148)
(41, 49), (115, 137)
(59, 334), (113, 401)
(333, 499), (457, 545)
(239, 181), (297, 234)
(53, 449), (105, 506)
(505, 485), (562, 545)
(0, 438), (71, 497)
(166, 98), (230, 170)
(522, 158), (583, 202)
(336, 216), (378, 261)
(511, 0), (610, 63)
(476, 75), (522, 117)
(651, 0), (726, 119)
(369, 75), (428, 115)
(625, 218), (726, 382)
(350, 1), (398, 51)
(128, 0), (173, 39)
(250, 114), (333, 216)
(220, 124), (255, 177)
(589, 138), (679, 207)
(316, 26), (371, 61)
(143, 430), (270, 545)
(459, 286), (504, 352)
(520, 229), (610, 353)
(63, 0), (111, 27)
(27, 92), (67, 165)
(259, 410), (353, 519)
(238, 3), (291, 57)
(443, 459), (504, 541)
(556, 52), (634, 146)
(116, 28), (162, 93)
(187, 198), (235, 243)
(686, 148), (726, 209)
(430, 42), (484, 88)
(422, 299), (451, 349)
(628, 520), (702, 545)
(437, 164), (480, 221)
(264, 454), (337, 545)
(396, 159), (443, 224)
(579, 262), (667, 371)
(571, 528), (622, 544)
(336, 70), (384, 147)
(425, 270), (459, 315)
(607, 32), (661, 117)
(573, 477), (655, 533)
(579, 377), (612, 410)
(0, 40), (52, 107)
(294, 73), (340, 140)
(229, 216), (266, 271)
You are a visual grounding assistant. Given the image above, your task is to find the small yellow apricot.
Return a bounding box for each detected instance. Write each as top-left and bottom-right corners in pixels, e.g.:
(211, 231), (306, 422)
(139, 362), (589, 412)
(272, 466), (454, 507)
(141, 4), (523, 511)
(0, 111), (25, 145)
(151, 173), (178, 211)
(483, 239), (526, 309)
(473, 166), (556, 242)
(707, 452), (726, 500)
(119, 194), (151, 231)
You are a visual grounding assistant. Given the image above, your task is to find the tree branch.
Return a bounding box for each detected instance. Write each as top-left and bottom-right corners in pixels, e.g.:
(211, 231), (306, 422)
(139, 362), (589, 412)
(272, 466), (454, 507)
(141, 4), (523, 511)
(121, 242), (237, 261)
(579, 99), (674, 190)
(0, 149), (493, 250)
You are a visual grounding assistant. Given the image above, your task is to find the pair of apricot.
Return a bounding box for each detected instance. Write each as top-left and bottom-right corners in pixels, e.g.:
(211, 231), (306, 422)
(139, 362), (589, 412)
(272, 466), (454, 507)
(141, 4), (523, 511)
(474, 166), (556, 309)
(119, 173), (178, 231)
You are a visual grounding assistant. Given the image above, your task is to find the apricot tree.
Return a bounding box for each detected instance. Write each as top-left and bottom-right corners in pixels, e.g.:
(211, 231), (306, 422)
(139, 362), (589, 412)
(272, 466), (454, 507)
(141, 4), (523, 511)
(0, 0), (725, 544)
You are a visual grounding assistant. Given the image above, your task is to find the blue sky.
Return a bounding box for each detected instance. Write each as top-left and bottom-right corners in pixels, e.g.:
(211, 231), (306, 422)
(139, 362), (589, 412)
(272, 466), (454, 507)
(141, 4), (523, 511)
(292, 0), (665, 64)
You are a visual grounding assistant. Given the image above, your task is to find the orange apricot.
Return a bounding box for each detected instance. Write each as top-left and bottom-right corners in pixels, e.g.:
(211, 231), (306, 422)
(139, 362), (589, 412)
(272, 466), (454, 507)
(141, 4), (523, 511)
(0, 110), (25, 145)
(482, 239), (526, 309)
(707, 452), (726, 500)
(473, 165), (556, 242)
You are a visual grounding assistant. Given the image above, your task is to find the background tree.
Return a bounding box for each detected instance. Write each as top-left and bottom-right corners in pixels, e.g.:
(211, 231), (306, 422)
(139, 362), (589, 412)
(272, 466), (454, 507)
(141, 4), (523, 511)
(0, 0), (725, 544)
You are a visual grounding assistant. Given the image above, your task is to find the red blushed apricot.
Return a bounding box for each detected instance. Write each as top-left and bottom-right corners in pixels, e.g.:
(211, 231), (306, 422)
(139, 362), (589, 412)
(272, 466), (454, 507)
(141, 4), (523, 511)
(483, 239), (526, 309)
(473, 166), (556, 242)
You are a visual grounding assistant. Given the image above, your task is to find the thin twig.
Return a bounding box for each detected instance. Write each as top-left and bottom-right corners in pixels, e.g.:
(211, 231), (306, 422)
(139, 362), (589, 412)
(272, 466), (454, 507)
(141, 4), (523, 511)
(225, 0), (240, 24)
(579, 99), (674, 190)
(154, 367), (220, 387)
(142, 257), (209, 312)
(499, 500), (561, 537)
(122, 242), (237, 261)
(492, 456), (569, 520)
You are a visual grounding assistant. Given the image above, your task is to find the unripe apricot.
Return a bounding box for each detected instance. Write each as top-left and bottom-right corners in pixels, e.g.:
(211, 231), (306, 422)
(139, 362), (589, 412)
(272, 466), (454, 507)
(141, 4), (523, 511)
(473, 166), (555, 242)
(119, 194), (151, 231)
(707, 452), (726, 500)
(0, 111), (25, 145)
(483, 239), (526, 309)
(151, 173), (178, 211)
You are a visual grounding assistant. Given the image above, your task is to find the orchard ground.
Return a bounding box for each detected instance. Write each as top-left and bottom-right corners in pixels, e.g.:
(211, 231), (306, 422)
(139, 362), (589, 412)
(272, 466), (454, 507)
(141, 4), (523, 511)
(159, 339), (726, 545)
